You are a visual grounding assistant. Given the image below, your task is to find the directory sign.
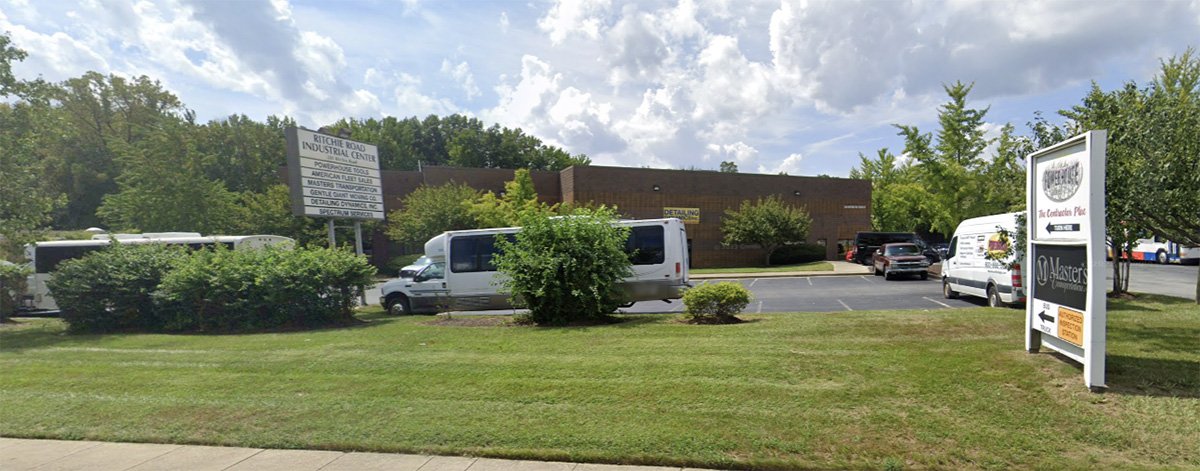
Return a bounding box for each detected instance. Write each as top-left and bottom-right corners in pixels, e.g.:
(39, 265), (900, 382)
(1025, 131), (1106, 391)
(286, 127), (385, 220)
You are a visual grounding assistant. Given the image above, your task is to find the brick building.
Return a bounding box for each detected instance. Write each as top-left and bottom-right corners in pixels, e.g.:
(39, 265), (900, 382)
(364, 165), (871, 268)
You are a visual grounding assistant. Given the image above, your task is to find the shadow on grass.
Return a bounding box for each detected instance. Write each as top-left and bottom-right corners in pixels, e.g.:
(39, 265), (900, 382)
(1106, 355), (1200, 398)
(1041, 351), (1200, 398)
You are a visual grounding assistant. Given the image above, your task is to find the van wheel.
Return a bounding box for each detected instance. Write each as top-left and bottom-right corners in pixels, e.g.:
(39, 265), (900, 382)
(1157, 250), (1168, 264)
(987, 285), (1002, 308)
(385, 295), (411, 316)
(943, 278), (959, 299)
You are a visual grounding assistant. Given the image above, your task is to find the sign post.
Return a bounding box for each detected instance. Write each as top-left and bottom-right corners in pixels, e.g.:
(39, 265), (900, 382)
(287, 127), (384, 306)
(1025, 130), (1107, 392)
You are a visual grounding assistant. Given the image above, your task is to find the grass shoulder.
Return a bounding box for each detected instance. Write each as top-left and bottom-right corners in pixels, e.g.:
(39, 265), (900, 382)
(0, 295), (1196, 470)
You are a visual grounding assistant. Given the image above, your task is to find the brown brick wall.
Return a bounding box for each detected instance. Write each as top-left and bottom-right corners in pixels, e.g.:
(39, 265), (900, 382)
(564, 166), (871, 267)
(285, 165), (871, 269)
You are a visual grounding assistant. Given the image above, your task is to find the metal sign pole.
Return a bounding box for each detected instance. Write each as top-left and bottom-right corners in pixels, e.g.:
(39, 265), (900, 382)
(355, 222), (366, 306)
(328, 219), (336, 248)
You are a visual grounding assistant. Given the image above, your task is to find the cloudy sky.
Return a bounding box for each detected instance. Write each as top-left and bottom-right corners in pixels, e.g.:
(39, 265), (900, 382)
(4, 0), (1198, 176)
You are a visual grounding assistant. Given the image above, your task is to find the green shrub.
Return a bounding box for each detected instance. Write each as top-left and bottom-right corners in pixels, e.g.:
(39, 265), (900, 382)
(681, 282), (753, 323)
(494, 207), (632, 325)
(158, 246), (376, 332)
(1, 262), (32, 320)
(769, 243), (827, 265)
(47, 243), (188, 333)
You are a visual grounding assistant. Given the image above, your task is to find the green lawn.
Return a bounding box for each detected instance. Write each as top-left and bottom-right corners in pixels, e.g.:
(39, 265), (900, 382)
(1, 295), (1197, 471)
(690, 261), (834, 274)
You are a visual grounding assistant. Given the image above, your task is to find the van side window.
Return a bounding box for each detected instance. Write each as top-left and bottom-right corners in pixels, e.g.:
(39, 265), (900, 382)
(947, 236), (958, 258)
(450, 236), (480, 272)
(627, 226), (665, 265)
(450, 234), (515, 273)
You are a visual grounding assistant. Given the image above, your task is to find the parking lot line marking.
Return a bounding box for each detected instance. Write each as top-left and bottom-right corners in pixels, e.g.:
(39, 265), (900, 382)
(837, 299), (852, 311)
(748, 278), (759, 288)
(924, 297), (953, 308)
(670, 302), (684, 312)
(756, 301), (763, 313)
(860, 275), (874, 282)
(807, 278), (813, 286)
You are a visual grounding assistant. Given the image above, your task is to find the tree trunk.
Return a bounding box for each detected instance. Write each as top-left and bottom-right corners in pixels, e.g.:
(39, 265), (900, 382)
(1120, 259), (1130, 293)
(1112, 254), (1122, 295)
(764, 247), (773, 267)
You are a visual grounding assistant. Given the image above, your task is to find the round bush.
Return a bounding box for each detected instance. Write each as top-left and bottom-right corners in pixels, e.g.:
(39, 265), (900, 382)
(681, 282), (753, 324)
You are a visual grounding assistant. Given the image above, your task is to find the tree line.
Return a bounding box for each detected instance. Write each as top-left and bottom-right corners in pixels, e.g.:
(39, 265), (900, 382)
(851, 47), (1199, 301)
(0, 32), (588, 253)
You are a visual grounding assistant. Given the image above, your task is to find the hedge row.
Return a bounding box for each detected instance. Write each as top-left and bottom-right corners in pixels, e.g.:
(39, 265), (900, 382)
(769, 243), (827, 265)
(47, 243), (376, 333)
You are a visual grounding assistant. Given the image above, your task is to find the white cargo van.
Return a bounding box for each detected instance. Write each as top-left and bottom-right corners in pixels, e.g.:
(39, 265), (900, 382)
(941, 212), (1026, 308)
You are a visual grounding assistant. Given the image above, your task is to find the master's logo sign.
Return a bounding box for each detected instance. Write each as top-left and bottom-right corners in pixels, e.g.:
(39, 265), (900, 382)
(1042, 159), (1083, 202)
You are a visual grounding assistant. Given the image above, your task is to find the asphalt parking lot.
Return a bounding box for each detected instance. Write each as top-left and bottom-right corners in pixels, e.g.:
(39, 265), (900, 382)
(363, 262), (1195, 316)
(366, 274), (996, 316)
(628, 274), (990, 314)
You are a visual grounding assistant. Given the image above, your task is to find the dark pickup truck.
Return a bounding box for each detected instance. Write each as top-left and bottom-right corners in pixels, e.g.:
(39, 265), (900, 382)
(872, 243), (930, 280)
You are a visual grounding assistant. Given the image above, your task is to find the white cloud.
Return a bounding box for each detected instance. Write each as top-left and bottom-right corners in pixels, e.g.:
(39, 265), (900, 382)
(391, 73), (456, 118)
(537, 0), (611, 44)
(704, 141), (760, 171)
(602, 6), (670, 88)
(690, 34), (788, 141)
(768, 153), (804, 175)
(499, 11), (509, 33)
(441, 59), (480, 99)
(485, 55), (625, 154)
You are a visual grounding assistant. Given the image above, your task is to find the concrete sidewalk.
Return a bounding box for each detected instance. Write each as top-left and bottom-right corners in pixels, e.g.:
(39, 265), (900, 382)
(0, 438), (717, 471)
(689, 260), (873, 280)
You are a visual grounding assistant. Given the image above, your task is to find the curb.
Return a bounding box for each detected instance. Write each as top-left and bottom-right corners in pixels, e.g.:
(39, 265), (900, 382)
(689, 270), (871, 280)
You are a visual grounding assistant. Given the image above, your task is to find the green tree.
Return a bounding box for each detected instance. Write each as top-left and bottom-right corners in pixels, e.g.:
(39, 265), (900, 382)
(893, 82), (996, 237)
(721, 195), (812, 266)
(334, 114), (589, 172)
(195, 114), (294, 193)
(493, 206), (632, 325)
(848, 149), (928, 232)
(385, 182), (481, 246)
(0, 33), (64, 254)
(41, 72), (186, 228)
(469, 169), (557, 227)
(97, 120), (242, 233)
(1062, 47), (1200, 302)
(232, 185), (330, 247)
(719, 161), (739, 173)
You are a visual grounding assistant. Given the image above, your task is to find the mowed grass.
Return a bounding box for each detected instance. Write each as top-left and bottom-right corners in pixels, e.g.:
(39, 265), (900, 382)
(1, 295), (1196, 471)
(690, 261), (834, 274)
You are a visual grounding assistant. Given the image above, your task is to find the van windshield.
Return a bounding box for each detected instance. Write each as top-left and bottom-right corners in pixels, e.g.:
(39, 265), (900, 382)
(885, 245), (920, 256)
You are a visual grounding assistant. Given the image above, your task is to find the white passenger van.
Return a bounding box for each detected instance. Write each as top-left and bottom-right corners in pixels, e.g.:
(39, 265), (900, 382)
(941, 212), (1026, 308)
(20, 234), (294, 312)
(380, 218), (690, 315)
